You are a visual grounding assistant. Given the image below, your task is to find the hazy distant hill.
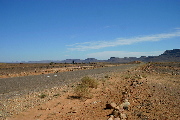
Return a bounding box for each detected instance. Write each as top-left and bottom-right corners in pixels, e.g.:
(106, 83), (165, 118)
(26, 49), (180, 63)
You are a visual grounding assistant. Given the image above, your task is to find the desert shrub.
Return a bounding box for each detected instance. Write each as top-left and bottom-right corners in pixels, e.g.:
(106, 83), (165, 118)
(38, 93), (46, 99)
(53, 93), (60, 97)
(100, 78), (106, 83)
(142, 74), (147, 78)
(123, 74), (131, 79)
(74, 76), (98, 99)
(49, 62), (54, 65)
(74, 84), (92, 99)
(104, 75), (109, 78)
(81, 76), (98, 88)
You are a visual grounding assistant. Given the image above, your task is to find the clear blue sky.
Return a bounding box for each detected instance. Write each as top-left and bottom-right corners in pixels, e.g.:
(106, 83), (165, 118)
(1, 0), (180, 62)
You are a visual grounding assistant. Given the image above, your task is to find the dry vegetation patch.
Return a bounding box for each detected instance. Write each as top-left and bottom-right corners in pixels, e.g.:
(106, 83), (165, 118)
(72, 76), (99, 99)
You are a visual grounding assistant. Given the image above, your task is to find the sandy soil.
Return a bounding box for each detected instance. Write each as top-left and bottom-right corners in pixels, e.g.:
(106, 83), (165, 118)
(1, 62), (180, 120)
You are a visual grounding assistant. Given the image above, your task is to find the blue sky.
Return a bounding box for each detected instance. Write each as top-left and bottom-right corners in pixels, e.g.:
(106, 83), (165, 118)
(0, 0), (180, 62)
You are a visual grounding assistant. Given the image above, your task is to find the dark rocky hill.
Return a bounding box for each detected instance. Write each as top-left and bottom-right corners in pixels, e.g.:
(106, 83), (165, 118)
(107, 49), (180, 63)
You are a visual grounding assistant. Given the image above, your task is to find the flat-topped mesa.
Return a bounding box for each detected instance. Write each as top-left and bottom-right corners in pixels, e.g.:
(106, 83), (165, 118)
(24, 49), (180, 63)
(161, 49), (180, 57)
(84, 58), (98, 63)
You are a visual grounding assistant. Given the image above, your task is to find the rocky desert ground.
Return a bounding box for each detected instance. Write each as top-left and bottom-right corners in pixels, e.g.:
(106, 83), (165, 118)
(0, 62), (179, 120)
(0, 63), (118, 79)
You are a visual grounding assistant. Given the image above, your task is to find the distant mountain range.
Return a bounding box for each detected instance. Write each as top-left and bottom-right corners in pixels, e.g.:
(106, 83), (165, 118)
(107, 49), (180, 63)
(26, 49), (180, 63)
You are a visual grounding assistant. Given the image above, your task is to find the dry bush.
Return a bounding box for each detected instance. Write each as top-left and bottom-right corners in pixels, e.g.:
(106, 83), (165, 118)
(74, 84), (92, 99)
(81, 76), (98, 89)
(74, 76), (98, 99)
(38, 93), (47, 99)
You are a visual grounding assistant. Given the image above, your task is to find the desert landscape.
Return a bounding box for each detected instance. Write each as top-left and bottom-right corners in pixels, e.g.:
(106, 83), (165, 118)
(0, 62), (179, 120)
(2, 0), (180, 119)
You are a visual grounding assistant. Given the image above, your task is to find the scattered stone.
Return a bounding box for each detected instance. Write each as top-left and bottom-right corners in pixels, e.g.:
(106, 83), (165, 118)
(120, 113), (127, 120)
(114, 106), (120, 110)
(107, 115), (114, 120)
(68, 111), (77, 113)
(120, 99), (130, 110)
(106, 102), (117, 109)
(110, 102), (117, 108)
(114, 117), (121, 120)
(112, 109), (120, 118)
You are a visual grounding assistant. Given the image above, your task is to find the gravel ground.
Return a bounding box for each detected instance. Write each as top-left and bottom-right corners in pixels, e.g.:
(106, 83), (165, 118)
(0, 64), (139, 100)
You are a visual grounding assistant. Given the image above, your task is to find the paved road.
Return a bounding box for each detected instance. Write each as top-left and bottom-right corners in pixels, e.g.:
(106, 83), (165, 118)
(0, 64), (140, 99)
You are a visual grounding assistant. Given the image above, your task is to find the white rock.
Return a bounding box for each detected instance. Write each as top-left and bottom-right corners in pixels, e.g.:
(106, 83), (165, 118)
(124, 101), (130, 106)
(120, 99), (130, 110)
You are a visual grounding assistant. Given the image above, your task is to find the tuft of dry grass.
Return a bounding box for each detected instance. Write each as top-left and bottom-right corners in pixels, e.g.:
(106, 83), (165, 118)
(74, 84), (92, 99)
(81, 76), (98, 89)
(74, 76), (98, 99)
